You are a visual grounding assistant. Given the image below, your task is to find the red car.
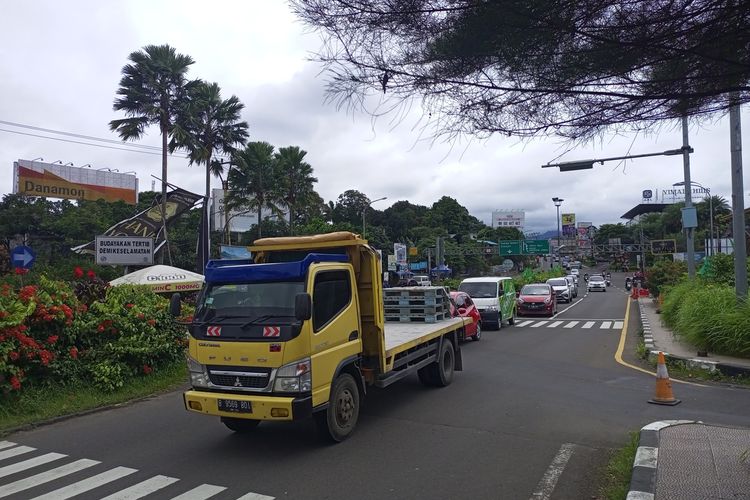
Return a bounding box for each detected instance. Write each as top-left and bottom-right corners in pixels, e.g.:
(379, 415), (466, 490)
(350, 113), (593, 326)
(516, 283), (557, 317)
(449, 291), (482, 341)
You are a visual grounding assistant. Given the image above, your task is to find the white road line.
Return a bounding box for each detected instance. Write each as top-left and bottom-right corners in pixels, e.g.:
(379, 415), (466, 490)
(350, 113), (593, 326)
(0, 452), (67, 479)
(529, 443), (576, 500)
(613, 320), (624, 329)
(547, 321), (564, 328)
(563, 321), (579, 328)
(0, 445), (35, 461)
(582, 321), (595, 329)
(235, 493), (276, 500)
(99, 474), (180, 500)
(600, 321), (612, 329)
(30, 466), (137, 500)
(0, 459), (99, 498)
(170, 484), (227, 500)
(516, 320), (534, 327)
(0, 442), (17, 451)
(530, 321), (548, 328)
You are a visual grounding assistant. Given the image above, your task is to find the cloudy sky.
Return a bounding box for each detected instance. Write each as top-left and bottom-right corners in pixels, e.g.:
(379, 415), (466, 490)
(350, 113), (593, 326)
(2, 1), (749, 233)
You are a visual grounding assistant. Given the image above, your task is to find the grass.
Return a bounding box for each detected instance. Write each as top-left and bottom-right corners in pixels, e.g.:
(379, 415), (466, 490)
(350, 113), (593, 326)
(598, 432), (640, 500)
(0, 361), (188, 435)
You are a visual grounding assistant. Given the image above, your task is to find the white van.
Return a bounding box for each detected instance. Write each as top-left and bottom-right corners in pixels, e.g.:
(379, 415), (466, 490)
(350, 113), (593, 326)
(414, 275), (432, 286)
(458, 277), (517, 330)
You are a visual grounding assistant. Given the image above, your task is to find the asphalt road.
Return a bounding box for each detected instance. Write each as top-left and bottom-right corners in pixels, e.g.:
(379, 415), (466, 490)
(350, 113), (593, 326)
(4, 272), (750, 499)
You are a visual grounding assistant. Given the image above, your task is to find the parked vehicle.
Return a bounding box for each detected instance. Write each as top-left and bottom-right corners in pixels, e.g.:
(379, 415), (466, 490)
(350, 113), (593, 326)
(570, 268), (580, 277)
(173, 232), (471, 442)
(566, 273), (579, 286)
(458, 277), (517, 330)
(414, 275), (432, 287)
(587, 275), (607, 292)
(546, 277), (571, 303)
(564, 276), (577, 298)
(516, 284), (557, 317)
(449, 291), (482, 341)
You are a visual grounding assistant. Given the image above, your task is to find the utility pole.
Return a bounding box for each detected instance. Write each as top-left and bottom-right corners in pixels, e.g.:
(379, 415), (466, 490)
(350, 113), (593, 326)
(681, 116), (696, 278)
(729, 103), (748, 300)
(552, 197), (563, 261)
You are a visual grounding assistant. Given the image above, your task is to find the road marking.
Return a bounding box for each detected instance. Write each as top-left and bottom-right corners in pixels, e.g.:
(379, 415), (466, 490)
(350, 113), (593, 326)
(235, 493), (276, 500)
(547, 321), (563, 328)
(99, 475), (180, 500)
(531, 321), (548, 328)
(600, 321), (612, 329)
(0, 445), (35, 461)
(614, 299), (706, 386)
(582, 321), (595, 329)
(563, 321), (579, 328)
(529, 443), (576, 500)
(170, 484), (227, 500)
(550, 295), (586, 319)
(516, 320), (534, 327)
(0, 453), (66, 479)
(30, 466), (137, 500)
(0, 459), (100, 498)
(613, 320), (624, 329)
(0, 442), (17, 451)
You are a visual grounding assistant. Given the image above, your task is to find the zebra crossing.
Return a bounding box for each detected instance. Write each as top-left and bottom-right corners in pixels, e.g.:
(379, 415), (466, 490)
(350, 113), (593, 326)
(515, 319), (624, 330)
(0, 440), (273, 500)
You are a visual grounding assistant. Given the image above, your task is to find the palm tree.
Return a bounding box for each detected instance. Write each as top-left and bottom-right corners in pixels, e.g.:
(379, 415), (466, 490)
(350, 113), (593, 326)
(109, 44), (195, 253)
(275, 146), (318, 235)
(227, 142), (284, 240)
(172, 81), (248, 269)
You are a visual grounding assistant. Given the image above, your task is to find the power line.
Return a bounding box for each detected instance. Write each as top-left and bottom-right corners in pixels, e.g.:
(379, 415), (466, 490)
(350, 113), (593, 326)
(0, 128), (191, 159)
(0, 119), (163, 151)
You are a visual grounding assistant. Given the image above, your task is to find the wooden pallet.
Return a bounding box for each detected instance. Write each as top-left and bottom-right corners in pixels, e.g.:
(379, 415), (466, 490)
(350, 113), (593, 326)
(384, 296), (443, 306)
(383, 287), (445, 299)
(384, 312), (446, 323)
(384, 304), (445, 316)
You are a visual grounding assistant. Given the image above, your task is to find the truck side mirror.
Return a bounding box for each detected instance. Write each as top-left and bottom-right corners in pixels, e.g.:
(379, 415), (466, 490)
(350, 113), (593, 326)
(295, 293), (312, 321)
(169, 293), (182, 317)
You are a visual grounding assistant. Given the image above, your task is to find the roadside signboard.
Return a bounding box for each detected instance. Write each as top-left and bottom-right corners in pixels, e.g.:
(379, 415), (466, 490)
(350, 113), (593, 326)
(11, 245), (36, 269)
(651, 239), (677, 255)
(499, 241), (522, 255)
(523, 240), (550, 254)
(96, 236), (154, 265)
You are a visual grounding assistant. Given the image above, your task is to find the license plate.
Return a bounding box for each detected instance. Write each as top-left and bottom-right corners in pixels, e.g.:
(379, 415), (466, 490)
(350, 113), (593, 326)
(218, 399), (252, 413)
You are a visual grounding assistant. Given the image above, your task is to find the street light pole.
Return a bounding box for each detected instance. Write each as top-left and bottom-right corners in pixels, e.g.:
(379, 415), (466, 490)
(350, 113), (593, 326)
(681, 116), (696, 278)
(362, 196), (387, 239)
(552, 197), (563, 261)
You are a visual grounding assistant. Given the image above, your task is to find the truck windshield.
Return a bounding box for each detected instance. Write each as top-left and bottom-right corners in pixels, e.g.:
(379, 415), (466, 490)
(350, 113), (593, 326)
(196, 282), (304, 321)
(458, 282), (497, 298)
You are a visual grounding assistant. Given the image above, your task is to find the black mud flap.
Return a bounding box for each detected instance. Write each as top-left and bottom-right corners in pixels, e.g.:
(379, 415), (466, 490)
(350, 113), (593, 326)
(452, 332), (463, 371)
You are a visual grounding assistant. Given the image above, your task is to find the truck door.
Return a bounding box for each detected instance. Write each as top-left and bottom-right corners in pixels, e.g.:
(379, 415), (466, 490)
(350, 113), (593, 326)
(309, 265), (362, 407)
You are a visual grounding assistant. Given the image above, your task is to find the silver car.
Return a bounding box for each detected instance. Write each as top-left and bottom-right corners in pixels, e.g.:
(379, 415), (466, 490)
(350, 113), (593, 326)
(587, 275), (607, 292)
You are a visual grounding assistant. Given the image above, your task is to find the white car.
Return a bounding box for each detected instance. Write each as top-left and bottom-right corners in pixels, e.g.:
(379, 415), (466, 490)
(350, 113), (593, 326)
(414, 275), (432, 287)
(570, 268), (580, 277)
(587, 275), (607, 292)
(546, 277), (571, 303)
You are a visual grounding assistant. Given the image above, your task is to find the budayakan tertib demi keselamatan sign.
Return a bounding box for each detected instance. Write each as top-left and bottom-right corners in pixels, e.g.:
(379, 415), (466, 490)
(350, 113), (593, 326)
(95, 236), (154, 265)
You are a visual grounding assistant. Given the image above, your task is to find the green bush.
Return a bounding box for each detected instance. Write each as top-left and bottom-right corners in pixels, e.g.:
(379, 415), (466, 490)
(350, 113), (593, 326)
(646, 259), (687, 296)
(512, 266), (565, 290)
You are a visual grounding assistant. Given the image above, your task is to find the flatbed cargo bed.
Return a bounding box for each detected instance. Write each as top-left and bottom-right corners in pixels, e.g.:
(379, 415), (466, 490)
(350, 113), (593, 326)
(384, 317), (471, 357)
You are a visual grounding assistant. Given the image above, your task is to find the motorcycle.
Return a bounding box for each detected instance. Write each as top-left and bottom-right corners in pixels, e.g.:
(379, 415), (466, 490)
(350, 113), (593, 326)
(605, 272), (611, 287)
(625, 277), (632, 291)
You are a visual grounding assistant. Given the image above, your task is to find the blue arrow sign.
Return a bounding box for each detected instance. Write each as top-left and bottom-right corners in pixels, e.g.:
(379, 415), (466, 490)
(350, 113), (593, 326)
(11, 245), (36, 269)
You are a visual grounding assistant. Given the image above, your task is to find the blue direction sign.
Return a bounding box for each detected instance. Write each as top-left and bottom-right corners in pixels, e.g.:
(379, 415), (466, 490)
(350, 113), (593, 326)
(11, 245), (36, 269)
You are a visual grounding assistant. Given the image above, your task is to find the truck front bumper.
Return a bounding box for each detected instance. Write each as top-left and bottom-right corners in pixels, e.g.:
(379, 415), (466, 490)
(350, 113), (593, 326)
(183, 390), (312, 421)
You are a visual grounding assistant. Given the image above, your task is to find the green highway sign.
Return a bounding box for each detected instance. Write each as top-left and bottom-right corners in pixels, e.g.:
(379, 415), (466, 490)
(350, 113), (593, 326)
(523, 240), (550, 255)
(498, 240), (550, 256)
(499, 241), (522, 255)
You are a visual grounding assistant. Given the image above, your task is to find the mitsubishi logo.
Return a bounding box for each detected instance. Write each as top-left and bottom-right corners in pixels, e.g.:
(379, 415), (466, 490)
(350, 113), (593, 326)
(233, 377), (242, 387)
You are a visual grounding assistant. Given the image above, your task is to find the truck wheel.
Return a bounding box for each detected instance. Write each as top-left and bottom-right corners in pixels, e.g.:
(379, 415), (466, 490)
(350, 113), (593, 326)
(315, 373), (360, 442)
(426, 339), (455, 387)
(221, 417), (260, 433)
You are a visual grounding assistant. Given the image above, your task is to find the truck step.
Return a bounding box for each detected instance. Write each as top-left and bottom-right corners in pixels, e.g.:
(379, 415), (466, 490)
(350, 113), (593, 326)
(384, 305), (445, 316)
(385, 312), (447, 323)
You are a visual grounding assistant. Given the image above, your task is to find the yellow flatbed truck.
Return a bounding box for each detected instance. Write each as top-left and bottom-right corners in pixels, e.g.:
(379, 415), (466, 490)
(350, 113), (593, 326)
(175, 232), (470, 442)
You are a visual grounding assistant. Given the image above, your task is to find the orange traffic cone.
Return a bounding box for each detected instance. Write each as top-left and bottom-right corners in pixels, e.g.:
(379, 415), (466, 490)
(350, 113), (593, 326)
(648, 352), (681, 406)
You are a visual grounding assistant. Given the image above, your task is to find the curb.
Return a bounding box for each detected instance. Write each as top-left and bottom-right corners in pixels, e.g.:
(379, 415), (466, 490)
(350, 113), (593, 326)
(635, 299), (750, 379)
(627, 420), (696, 500)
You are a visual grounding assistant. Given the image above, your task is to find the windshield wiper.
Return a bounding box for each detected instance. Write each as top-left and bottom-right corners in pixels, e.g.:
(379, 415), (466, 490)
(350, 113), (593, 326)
(240, 314), (294, 330)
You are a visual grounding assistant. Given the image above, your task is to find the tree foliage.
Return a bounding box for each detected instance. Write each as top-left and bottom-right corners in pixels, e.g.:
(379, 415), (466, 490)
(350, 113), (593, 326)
(292, 0), (750, 140)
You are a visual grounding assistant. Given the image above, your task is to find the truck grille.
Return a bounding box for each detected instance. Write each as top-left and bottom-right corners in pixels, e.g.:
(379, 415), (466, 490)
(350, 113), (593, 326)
(208, 367), (271, 389)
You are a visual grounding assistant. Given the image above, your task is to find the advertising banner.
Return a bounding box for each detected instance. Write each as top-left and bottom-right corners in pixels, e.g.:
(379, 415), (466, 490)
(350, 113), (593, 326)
(73, 188), (202, 255)
(13, 160), (138, 204)
(651, 239), (677, 255)
(561, 213), (576, 237)
(393, 243), (407, 265)
(95, 236), (154, 265)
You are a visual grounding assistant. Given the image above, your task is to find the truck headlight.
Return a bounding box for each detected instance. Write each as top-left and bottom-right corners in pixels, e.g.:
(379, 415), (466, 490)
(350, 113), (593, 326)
(187, 355), (210, 388)
(273, 358), (312, 393)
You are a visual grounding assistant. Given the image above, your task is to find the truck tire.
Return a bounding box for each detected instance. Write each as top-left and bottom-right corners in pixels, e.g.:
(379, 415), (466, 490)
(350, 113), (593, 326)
(315, 373), (360, 442)
(221, 417), (260, 433)
(425, 339), (455, 387)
